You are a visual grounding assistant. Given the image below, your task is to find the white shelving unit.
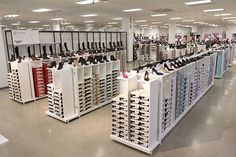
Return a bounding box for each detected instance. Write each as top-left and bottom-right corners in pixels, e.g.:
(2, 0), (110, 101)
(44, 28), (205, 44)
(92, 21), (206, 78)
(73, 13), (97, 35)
(215, 48), (230, 79)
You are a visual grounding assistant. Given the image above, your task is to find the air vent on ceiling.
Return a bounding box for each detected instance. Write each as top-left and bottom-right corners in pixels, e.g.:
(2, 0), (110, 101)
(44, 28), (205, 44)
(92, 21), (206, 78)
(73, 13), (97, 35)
(152, 8), (174, 13)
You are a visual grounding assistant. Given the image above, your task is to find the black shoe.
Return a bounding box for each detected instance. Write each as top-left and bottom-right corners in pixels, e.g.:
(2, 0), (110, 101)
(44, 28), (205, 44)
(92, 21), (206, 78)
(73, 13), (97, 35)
(82, 42), (86, 50)
(103, 56), (109, 62)
(15, 46), (19, 58)
(57, 62), (64, 70)
(59, 43), (64, 52)
(171, 62), (179, 69)
(59, 52), (66, 57)
(27, 46), (32, 58)
(49, 45), (54, 56)
(79, 57), (89, 66)
(144, 71), (149, 81)
(89, 56), (98, 64)
(9, 54), (15, 62)
(18, 56), (22, 63)
(97, 55), (105, 63)
(68, 58), (74, 64)
(64, 42), (70, 52)
(110, 55), (117, 61)
(42, 45), (49, 59)
(152, 67), (164, 75)
(164, 63), (174, 71)
(49, 61), (57, 68)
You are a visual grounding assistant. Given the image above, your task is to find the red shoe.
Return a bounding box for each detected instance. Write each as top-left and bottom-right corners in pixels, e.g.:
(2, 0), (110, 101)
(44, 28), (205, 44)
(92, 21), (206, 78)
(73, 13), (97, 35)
(122, 69), (128, 79)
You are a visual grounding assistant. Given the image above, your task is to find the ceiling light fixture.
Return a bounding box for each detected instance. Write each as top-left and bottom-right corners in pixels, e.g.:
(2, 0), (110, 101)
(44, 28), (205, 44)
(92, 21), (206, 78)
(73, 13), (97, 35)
(28, 21), (40, 24)
(4, 14), (20, 18)
(112, 18), (123, 20)
(122, 8), (143, 12)
(170, 17), (183, 20)
(203, 8), (224, 12)
(152, 22), (162, 24)
(51, 18), (65, 21)
(160, 26), (168, 28)
(184, 0), (212, 6)
(140, 24), (148, 26)
(11, 23), (21, 26)
(81, 14), (97, 17)
(151, 14), (167, 17)
(214, 13), (231, 17)
(222, 17), (236, 20)
(135, 20), (147, 23)
(76, 0), (101, 5)
(32, 8), (52, 12)
(43, 24), (50, 27)
(84, 20), (95, 23)
(183, 19), (195, 22)
(108, 22), (118, 24)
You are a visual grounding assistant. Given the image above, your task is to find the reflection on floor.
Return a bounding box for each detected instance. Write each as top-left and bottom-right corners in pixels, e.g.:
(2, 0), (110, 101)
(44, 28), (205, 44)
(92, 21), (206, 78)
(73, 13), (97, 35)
(0, 66), (236, 157)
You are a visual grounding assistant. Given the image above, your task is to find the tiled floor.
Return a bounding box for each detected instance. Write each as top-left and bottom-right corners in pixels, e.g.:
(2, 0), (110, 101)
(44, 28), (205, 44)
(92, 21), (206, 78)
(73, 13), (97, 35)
(0, 66), (236, 157)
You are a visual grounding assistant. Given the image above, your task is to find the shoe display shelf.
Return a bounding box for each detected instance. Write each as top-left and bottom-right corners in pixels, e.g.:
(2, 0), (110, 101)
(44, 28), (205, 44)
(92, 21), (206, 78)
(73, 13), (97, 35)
(46, 67), (77, 123)
(228, 45), (235, 67)
(215, 48), (230, 79)
(115, 50), (127, 70)
(111, 53), (217, 154)
(42, 61), (53, 94)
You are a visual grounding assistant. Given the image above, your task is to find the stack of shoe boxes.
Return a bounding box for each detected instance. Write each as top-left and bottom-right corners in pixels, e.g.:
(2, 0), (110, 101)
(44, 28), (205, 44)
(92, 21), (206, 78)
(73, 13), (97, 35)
(47, 84), (54, 114)
(112, 69), (119, 97)
(84, 77), (93, 111)
(106, 73), (112, 101)
(11, 69), (22, 102)
(92, 73), (100, 106)
(78, 81), (85, 113)
(32, 67), (46, 97)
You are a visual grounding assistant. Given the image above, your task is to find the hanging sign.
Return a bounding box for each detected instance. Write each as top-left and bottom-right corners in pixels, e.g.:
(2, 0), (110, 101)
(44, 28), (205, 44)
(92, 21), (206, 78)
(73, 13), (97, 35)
(12, 30), (40, 45)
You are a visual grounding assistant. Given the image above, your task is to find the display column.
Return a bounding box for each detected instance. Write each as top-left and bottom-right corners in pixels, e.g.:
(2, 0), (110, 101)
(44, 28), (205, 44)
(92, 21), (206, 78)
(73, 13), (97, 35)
(168, 23), (177, 44)
(122, 17), (134, 62)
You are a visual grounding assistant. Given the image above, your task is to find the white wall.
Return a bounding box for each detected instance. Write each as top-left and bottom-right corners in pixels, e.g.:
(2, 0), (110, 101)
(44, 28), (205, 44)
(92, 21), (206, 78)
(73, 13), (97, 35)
(0, 29), (9, 88)
(176, 27), (191, 36)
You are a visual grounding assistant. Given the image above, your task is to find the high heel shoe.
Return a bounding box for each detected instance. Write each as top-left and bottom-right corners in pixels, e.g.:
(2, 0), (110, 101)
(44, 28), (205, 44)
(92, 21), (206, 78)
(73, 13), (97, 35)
(122, 69), (128, 79)
(164, 63), (174, 71)
(42, 45), (50, 59)
(27, 46), (32, 58)
(103, 56), (110, 62)
(49, 61), (57, 68)
(15, 46), (20, 58)
(144, 71), (149, 81)
(110, 55), (117, 61)
(18, 56), (22, 63)
(152, 67), (164, 75)
(32, 55), (40, 61)
(57, 61), (64, 70)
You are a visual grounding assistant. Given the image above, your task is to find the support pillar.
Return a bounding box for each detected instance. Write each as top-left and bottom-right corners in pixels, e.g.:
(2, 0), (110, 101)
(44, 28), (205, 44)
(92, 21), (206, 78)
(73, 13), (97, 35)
(168, 23), (177, 44)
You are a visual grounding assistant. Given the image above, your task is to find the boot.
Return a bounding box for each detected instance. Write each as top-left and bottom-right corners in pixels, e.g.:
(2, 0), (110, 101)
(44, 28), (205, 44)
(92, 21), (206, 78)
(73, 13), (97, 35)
(27, 46), (32, 58)
(42, 45), (49, 59)
(89, 56), (98, 64)
(10, 54), (15, 62)
(18, 56), (22, 63)
(15, 46), (19, 58)
(59, 43), (64, 52)
(103, 56), (109, 62)
(32, 55), (40, 61)
(82, 42), (86, 50)
(87, 42), (90, 50)
(113, 42), (117, 50)
(102, 42), (106, 52)
(79, 57), (89, 66)
(97, 55), (104, 63)
(49, 45), (54, 56)
(64, 42), (69, 52)
(110, 55), (117, 61)
(109, 42), (113, 51)
(144, 71), (149, 81)
(57, 62), (64, 70)
(49, 61), (57, 68)
(78, 42), (82, 51)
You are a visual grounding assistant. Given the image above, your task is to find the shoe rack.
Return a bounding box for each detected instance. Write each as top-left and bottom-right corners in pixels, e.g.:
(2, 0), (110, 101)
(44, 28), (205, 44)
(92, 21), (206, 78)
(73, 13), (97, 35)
(111, 53), (217, 154)
(215, 47), (230, 79)
(228, 45), (235, 67)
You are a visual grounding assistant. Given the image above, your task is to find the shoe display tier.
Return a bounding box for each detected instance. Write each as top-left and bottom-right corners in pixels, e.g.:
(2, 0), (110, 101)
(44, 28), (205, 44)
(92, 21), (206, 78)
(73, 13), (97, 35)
(215, 47), (230, 79)
(8, 59), (50, 104)
(46, 59), (120, 122)
(228, 44), (235, 67)
(111, 52), (217, 154)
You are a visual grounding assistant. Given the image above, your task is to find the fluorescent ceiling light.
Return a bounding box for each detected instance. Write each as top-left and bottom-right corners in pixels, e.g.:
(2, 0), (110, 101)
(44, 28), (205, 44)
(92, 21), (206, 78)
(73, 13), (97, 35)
(18, 27), (26, 30)
(160, 26), (168, 28)
(76, 0), (101, 5)
(43, 24), (50, 27)
(152, 22), (162, 24)
(67, 25), (74, 28)
(203, 8), (224, 12)
(135, 20), (147, 23)
(140, 24), (148, 26)
(81, 14), (97, 17)
(164, 23), (169, 26)
(61, 21), (70, 25)
(222, 17), (236, 20)
(84, 20), (95, 23)
(32, 8), (51, 12)
(11, 22), (21, 26)
(214, 13), (231, 17)
(151, 14), (167, 17)
(112, 18), (123, 20)
(184, 0), (212, 6)
(28, 21), (40, 24)
(183, 19), (195, 22)
(51, 18), (65, 21)
(170, 17), (183, 20)
(108, 22), (118, 24)
(122, 8), (143, 12)
(37, 28), (44, 30)
(4, 14), (19, 18)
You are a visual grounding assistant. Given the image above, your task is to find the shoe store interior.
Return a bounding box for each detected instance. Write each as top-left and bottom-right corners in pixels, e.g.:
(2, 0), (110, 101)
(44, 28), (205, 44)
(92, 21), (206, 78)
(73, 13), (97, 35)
(0, 0), (236, 156)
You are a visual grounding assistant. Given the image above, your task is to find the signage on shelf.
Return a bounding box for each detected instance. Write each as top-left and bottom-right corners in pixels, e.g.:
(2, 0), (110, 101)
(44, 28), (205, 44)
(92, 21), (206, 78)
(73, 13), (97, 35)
(12, 30), (40, 45)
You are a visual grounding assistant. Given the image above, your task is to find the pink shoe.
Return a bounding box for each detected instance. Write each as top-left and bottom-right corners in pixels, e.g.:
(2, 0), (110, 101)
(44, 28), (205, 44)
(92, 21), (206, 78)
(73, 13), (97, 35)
(122, 70), (128, 79)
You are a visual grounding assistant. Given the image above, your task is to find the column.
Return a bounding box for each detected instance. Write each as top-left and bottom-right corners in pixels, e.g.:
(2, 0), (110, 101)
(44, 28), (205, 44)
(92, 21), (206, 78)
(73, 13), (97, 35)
(122, 17), (134, 62)
(168, 23), (177, 44)
(52, 23), (60, 31)
(0, 22), (9, 87)
(191, 26), (198, 33)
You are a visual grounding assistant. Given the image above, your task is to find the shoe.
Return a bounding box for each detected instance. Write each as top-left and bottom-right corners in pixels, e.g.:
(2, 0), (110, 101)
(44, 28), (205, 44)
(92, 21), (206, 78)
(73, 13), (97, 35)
(103, 56), (110, 62)
(73, 60), (80, 67)
(32, 55), (40, 61)
(122, 69), (128, 79)
(68, 58), (74, 64)
(80, 57), (89, 66)
(88, 56), (98, 64)
(97, 55), (105, 63)
(49, 61), (57, 68)
(110, 55), (117, 61)
(15, 46), (19, 58)
(152, 67), (164, 75)
(27, 46), (32, 58)
(82, 42), (86, 50)
(87, 42), (90, 50)
(144, 71), (149, 81)
(42, 45), (49, 59)
(9, 54), (15, 62)
(57, 62), (64, 70)
(59, 43), (64, 52)
(18, 56), (22, 63)
(59, 52), (66, 57)
(164, 63), (174, 71)
(64, 42), (70, 52)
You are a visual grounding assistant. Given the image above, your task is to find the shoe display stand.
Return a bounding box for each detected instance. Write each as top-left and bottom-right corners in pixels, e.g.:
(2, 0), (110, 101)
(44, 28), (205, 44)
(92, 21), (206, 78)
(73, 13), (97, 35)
(215, 48), (230, 79)
(8, 60), (49, 104)
(46, 60), (120, 123)
(111, 53), (217, 154)
(228, 45), (235, 67)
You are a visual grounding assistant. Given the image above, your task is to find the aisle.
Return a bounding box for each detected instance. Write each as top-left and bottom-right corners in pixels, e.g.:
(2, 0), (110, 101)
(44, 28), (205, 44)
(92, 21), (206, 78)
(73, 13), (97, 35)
(0, 66), (236, 157)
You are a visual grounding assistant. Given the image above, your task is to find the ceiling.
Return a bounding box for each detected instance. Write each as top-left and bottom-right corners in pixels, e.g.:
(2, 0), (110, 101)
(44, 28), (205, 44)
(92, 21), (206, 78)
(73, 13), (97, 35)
(0, 0), (236, 30)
